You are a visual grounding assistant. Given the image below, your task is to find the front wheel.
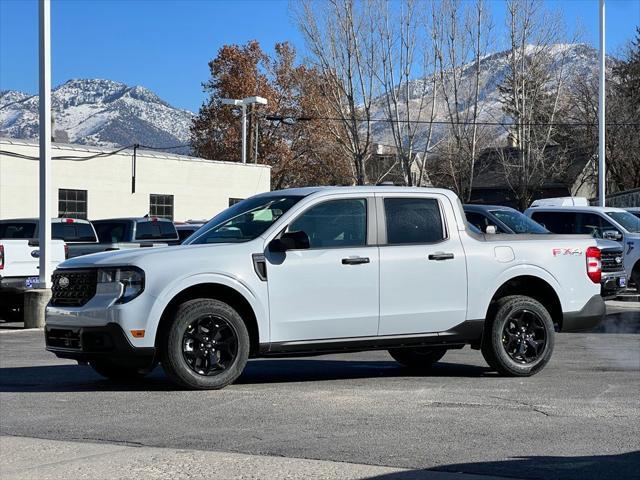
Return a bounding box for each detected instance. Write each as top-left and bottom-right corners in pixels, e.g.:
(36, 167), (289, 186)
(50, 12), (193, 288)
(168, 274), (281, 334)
(481, 295), (555, 376)
(160, 298), (250, 390)
(388, 347), (447, 370)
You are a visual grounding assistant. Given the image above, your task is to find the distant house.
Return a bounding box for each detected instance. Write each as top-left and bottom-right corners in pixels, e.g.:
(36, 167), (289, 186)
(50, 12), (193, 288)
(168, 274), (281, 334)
(468, 145), (597, 209)
(365, 143), (431, 186)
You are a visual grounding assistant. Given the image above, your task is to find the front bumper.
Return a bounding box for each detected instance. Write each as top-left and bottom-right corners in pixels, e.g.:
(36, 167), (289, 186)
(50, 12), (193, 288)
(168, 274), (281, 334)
(601, 271), (627, 299)
(45, 323), (155, 368)
(562, 294), (606, 332)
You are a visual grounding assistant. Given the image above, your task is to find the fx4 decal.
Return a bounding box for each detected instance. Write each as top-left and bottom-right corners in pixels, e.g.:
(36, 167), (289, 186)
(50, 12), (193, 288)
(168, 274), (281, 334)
(553, 248), (583, 256)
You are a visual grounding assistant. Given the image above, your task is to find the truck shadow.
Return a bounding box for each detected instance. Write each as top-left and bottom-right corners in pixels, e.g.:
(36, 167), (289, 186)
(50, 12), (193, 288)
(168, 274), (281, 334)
(0, 359), (491, 392)
(361, 451), (640, 480)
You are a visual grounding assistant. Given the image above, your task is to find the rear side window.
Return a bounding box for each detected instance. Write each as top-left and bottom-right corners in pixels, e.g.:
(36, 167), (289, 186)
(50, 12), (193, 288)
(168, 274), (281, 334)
(289, 198), (367, 249)
(530, 212), (574, 234)
(135, 221), (177, 240)
(51, 222), (97, 242)
(0, 222), (36, 239)
(385, 198), (445, 244)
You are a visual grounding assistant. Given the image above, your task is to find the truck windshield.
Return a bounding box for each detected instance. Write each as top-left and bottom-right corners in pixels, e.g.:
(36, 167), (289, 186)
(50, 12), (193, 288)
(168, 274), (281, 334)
(0, 222), (36, 239)
(490, 210), (549, 234)
(606, 212), (640, 233)
(186, 195), (303, 245)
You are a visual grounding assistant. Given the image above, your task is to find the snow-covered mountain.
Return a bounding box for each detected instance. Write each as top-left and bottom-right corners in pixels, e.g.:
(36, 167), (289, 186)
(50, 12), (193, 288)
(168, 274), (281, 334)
(0, 79), (194, 154)
(369, 43), (614, 149)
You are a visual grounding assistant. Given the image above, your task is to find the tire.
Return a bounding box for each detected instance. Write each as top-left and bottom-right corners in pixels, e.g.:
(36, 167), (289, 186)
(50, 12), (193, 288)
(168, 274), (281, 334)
(160, 298), (249, 390)
(388, 347), (447, 370)
(481, 295), (555, 377)
(632, 267), (640, 292)
(90, 359), (149, 381)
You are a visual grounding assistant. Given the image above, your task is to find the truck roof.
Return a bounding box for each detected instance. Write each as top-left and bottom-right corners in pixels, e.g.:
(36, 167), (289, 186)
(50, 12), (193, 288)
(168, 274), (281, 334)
(526, 205), (628, 214)
(257, 186), (461, 199)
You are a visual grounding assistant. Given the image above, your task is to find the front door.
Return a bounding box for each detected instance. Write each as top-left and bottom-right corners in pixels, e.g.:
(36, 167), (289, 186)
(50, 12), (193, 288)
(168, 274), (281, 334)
(377, 195), (468, 336)
(266, 196), (379, 343)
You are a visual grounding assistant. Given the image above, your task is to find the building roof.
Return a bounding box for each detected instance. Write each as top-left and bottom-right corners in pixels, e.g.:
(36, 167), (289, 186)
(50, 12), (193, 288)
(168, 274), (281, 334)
(0, 137), (271, 169)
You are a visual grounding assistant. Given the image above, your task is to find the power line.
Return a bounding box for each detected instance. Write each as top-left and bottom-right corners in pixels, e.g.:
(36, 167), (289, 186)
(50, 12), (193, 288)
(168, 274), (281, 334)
(0, 142), (190, 161)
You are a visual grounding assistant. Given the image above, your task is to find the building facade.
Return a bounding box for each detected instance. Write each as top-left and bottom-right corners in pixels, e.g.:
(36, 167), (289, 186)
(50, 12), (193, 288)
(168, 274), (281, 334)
(0, 138), (271, 221)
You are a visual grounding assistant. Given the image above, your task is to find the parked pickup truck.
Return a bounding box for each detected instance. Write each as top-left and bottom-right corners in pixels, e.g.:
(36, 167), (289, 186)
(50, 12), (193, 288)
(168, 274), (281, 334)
(0, 239), (65, 318)
(92, 217), (179, 247)
(464, 204), (627, 298)
(45, 187), (605, 390)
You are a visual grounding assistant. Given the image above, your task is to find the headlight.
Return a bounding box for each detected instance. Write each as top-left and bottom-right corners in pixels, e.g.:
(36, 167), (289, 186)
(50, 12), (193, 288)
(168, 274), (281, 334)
(97, 267), (145, 303)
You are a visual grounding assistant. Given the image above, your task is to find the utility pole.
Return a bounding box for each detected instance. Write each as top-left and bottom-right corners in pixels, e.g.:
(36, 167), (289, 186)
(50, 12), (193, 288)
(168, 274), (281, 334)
(38, 0), (52, 288)
(598, 0), (606, 207)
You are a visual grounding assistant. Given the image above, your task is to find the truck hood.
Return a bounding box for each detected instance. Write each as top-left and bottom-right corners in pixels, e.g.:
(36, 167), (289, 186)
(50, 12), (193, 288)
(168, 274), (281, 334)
(57, 243), (247, 269)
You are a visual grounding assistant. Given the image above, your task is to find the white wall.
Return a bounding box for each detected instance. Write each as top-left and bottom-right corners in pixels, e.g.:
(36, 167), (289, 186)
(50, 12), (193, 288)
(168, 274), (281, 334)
(0, 139), (271, 221)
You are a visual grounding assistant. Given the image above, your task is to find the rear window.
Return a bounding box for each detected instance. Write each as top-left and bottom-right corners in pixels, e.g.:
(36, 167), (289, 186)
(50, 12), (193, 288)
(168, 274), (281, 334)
(0, 222), (36, 239)
(52, 222), (97, 242)
(93, 221), (132, 243)
(384, 198), (445, 244)
(135, 220), (178, 240)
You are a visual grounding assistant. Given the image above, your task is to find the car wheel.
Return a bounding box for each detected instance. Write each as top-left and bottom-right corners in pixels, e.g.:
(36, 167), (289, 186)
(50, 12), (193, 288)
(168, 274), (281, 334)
(90, 359), (150, 381)
(160, 298), (249, 390)
(481, 295), (555, 376)
(388, 347), (447, 370)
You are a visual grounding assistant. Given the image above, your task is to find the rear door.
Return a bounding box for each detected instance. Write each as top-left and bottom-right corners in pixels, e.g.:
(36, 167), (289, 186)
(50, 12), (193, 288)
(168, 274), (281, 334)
(377, 194), (467, 336)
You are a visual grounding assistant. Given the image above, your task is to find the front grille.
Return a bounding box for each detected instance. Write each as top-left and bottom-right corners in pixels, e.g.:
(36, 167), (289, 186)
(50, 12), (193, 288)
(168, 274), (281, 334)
(51, 269), (98, 306)
(46, 328), (81, 349)
(601, 250), (625, 273)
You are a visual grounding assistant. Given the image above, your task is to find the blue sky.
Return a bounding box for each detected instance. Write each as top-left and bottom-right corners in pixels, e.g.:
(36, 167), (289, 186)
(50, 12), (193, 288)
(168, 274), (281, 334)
(1, 0), (638, 112)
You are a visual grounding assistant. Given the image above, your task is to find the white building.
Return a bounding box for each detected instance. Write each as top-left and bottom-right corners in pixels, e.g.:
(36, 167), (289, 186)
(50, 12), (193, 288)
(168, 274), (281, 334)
(0, 138), (271, 221)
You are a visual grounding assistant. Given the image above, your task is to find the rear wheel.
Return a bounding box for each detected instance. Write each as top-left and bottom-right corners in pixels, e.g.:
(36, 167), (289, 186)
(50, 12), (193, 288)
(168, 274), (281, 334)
(160, 298), (249, 390)
(388, 347), (447, 370)
(481, 295), (554, 376)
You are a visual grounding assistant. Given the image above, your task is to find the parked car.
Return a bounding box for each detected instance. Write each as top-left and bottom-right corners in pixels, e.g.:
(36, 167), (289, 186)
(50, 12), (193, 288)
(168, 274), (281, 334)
(626, 207), (640, 220)
(92, 217), (179, 247)
(464, 205), (627, 298)
(46, 187), (605, 389)
(525, 201), (640, 287)
(174, 222), (205, 244)
(0, 238), (65, 319)
(0, 218), (103, 258)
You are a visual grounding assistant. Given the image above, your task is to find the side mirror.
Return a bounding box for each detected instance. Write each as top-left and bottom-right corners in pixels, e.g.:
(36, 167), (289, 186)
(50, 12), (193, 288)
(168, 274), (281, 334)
(603, 230), (623, 241)
(268, 230), (310, 252)
(485, 225), (497, 234)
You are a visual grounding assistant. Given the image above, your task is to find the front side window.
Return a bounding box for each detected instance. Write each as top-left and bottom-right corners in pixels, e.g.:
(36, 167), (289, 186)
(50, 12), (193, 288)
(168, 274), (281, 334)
(150, 194), (174, 220)
(465, 211), (506, 233)
(385, 198), (445, 244)
(288, 198), (367, 249)
(187, 195), (303, 245)
(93, 221), (131, 243)
(490, 209), (549, 234)
(58, 189), (87, 219)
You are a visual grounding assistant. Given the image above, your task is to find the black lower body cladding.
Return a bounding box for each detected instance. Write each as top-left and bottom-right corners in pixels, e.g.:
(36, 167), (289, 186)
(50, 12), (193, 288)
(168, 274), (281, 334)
(561, 295), (606, 332)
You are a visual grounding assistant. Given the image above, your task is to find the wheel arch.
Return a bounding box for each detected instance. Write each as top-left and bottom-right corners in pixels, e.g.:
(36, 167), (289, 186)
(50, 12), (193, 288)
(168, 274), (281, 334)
(154, 282), (262, 357)
(486, 275), (563, 330)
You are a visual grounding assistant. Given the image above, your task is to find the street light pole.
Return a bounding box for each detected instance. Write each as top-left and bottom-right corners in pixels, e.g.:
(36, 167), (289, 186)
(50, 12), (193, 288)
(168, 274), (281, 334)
(241, 103), (247, 164)
(38, 0), (52, 288)
(598, 0), (606, 207)
(221, 97), (268, 164)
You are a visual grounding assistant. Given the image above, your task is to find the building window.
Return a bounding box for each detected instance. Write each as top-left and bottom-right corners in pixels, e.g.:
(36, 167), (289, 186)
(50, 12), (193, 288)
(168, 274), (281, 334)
(150, 194), (174, 220)
(58, 189), (87, 219)
(229, 198), (244, 207)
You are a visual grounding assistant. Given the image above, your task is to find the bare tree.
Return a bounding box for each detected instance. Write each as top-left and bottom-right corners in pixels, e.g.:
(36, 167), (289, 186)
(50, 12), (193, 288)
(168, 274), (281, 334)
(496, 0), (574, 210)
(295, 0), (378, 185)
(429, 0), (493, 200)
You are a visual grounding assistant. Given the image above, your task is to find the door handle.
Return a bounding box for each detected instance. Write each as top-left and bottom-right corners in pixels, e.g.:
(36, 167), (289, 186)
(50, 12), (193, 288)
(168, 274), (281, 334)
(428, 252), (454, 261)
(342, 257), (370, 265)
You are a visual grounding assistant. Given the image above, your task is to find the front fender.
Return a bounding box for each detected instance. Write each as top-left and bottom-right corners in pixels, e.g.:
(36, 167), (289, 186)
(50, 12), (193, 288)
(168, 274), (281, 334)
(144, 272), (268, 347)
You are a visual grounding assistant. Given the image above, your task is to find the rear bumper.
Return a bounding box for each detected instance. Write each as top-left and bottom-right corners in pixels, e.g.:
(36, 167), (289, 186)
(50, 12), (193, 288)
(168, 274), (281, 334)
(0, 277), (29, 294)
(45, 323), (156, 368)
(562, 295), (606, 332)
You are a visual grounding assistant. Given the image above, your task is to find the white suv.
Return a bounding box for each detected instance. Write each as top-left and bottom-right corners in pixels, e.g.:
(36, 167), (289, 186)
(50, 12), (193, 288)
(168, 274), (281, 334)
(45, 187), (604, 389)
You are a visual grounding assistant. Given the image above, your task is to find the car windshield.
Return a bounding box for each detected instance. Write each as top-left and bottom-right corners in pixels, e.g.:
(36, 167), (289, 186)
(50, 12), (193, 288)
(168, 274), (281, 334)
(606, 212), (640, 233)
(490, 209), (549, 234)
(185, 195), (304, 244)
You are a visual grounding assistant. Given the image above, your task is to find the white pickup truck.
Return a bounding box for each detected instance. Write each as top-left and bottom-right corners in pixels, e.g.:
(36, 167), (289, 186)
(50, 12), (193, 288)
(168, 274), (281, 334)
(0, 239), (65, 318)
(45, 187), (605, 389)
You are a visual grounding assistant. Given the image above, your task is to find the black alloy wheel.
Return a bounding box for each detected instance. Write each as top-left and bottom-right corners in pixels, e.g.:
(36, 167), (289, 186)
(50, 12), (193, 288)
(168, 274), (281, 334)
(501, 309), (547, 364)
(182, 315), (238, 376)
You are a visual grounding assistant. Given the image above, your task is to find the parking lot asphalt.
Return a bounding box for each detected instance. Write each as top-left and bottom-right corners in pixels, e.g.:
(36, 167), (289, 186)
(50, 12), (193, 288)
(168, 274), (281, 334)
(1, 306), (639, 480)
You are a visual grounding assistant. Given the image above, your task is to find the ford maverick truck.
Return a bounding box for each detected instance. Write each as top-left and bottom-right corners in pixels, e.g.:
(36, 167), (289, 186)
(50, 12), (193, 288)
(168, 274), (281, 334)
(45, 187), (604, 389)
